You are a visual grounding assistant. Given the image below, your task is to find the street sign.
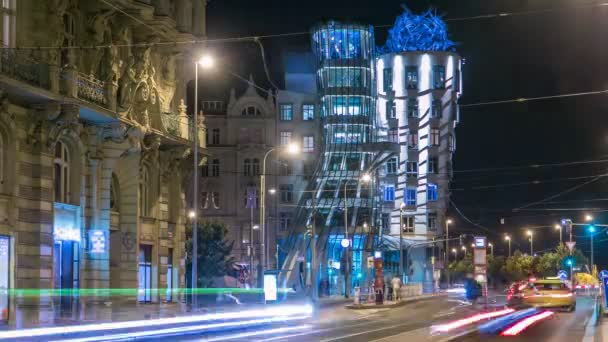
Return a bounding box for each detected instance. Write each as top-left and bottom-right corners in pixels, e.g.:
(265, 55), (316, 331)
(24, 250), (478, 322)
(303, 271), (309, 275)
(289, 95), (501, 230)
(558, 270), (568, 280)
(600, 270), (608, 279)
(296, 256), (305, 262)
(474, 236), (487, 248)
(573, 266), (581, 271)
(566, 241), (576, 251)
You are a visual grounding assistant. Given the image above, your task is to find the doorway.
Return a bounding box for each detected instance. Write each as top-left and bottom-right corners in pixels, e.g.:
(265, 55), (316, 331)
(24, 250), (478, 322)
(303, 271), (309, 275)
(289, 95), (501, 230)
(0, 236), (10, 323)
(138, 245), (152, 303)
(53, 240), (80, 315)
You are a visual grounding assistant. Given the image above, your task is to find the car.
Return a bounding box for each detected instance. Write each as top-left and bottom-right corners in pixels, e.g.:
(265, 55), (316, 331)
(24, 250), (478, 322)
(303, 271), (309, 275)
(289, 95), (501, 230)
(509, 278), (576, 311)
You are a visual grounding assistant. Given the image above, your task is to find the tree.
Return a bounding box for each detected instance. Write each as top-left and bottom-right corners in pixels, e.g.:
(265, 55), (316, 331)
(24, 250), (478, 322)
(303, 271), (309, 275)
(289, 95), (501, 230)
(186, 220), (235, 288)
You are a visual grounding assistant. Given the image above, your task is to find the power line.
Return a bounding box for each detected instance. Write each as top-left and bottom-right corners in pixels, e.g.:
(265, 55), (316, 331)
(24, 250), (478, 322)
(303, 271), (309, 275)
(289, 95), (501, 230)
(459, 89), (608, 108)
(454, 158), (608, 174)
(469, 173), (608, 190)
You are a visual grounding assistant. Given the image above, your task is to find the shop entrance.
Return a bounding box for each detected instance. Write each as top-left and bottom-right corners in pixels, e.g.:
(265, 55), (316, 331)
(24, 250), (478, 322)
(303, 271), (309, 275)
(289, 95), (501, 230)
(53, 240), (79, 315)
(0, 236), (10, 323)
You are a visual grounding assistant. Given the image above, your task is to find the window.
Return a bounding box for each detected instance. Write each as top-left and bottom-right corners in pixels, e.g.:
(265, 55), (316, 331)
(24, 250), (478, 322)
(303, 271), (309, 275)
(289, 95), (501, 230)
(212, 128), (220, 145)
(406, 161), (417, 178)
(212, 192), (220, 209)
(303, 136), (314, 153)
(386, 158), (397, 175)
(201, 192), (209, 209)
(432, 99), (442, 118)
(243, 159), (251, 176)
(407, 98), (418, 118)
(405, 188), (416, 206)
(1, 0), (15, 47)
(280, 131), (292, 145)
(280, 104), (293, 121)
(427, 183), (438, 201)
(430, 128), (440, 146)
(428, 157), (438, 174)
(449, 134), (455, 152)
(388, 128), (398, 143)
(201, 163), (209, 177)
(244, 187), (258, 208)
(404, 216), (415, 232)
(212, 159), (220, 177)
(433, 65), (446, 89)
(241, 105), (261, 116)
(428, 213), (437, 231)
(386, 101), (396, 119)
(303, 104), (315, 121)
(406, 66), (418, 89)
(279, 184), (293, 203)
(279, 159), (292, 176)
(54, 141), (70, 203)
(279, 212), (292, 232)
(110, 174), (119, 211)
(381, 213), (390, 234)
(408, 131), (418, 149)
(383, 68), (393, 92)
(383, 185), (395, 201)
(303, 160), (315, 176)
(139, 166), (149, 216)
(252, 158), (260, 176)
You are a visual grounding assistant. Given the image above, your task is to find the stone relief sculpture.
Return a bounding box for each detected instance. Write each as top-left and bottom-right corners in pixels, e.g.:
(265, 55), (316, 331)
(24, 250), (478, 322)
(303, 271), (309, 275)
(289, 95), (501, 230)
(118, 57), (137, 112)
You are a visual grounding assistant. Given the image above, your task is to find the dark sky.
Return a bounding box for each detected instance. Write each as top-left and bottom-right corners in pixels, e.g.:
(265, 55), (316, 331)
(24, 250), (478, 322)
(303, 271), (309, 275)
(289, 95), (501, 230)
(205, 0), (608, 265)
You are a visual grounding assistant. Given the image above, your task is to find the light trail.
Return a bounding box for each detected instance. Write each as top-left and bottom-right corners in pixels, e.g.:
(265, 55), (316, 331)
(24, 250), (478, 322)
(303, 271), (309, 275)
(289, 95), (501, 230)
(0, 305), (313, 340)
(432, 308), (515, 332)
(501, 310), (555, 336)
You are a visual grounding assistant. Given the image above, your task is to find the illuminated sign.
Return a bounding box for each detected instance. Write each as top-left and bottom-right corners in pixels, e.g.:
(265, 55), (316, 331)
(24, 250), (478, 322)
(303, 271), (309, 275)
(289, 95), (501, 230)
(474, 236), (486, 248)
(89, 230), (106, 253)
(264, 274), (277, 301)
(54, 227), (81, 242)
(374, 251), (382, 259)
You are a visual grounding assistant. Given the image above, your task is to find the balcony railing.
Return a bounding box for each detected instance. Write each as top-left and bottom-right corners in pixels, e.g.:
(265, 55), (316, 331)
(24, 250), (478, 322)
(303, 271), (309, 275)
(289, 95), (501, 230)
(0, 49), (48, 88)
(76, 73), (107, 106)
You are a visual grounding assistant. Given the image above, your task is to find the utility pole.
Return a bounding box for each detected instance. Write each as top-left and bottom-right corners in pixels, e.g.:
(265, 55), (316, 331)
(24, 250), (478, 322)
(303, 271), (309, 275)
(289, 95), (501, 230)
(311, 196), (318, 301)
(343, 181), (350, 298)
(445, 219), (452, 287)
(399, 203), (405, 282)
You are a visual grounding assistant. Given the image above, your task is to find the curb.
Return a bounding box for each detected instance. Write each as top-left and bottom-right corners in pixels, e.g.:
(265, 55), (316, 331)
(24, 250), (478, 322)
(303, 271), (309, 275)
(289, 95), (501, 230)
(345, 293), (447, 310)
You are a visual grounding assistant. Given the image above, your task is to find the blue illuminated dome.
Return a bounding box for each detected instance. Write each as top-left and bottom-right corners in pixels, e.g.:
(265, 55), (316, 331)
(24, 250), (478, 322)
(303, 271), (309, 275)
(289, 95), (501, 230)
(379, 7), (456, 53)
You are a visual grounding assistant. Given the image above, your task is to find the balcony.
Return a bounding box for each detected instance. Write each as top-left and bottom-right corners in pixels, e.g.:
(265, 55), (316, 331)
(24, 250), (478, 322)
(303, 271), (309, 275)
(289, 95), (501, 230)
(0, 49), (49, 89)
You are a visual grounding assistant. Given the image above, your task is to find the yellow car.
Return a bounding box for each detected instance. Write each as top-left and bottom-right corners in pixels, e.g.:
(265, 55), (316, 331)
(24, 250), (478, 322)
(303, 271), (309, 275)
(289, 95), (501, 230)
(520, 278), (576, 311)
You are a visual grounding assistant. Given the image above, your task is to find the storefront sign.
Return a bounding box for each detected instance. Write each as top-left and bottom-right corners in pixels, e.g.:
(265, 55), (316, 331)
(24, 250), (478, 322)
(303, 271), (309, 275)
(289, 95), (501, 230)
(54, 227), (81, 242)
(264, 274), (277, 301)
(89, 230), (106, 253)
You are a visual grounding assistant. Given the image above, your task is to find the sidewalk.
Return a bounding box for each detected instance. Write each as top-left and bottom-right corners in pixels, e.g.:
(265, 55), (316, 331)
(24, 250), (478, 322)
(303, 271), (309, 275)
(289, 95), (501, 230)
(345, 292), (447, 309)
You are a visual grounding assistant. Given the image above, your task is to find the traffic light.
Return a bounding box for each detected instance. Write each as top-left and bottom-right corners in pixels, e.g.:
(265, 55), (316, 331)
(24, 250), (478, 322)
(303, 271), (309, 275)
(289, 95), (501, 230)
(588, 225), (596, 233)
(563, 256), (575, 267)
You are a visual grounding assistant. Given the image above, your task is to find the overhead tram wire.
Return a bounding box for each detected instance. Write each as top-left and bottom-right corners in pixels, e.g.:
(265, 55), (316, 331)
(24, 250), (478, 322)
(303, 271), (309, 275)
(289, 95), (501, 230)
(459, 89), (608, 108)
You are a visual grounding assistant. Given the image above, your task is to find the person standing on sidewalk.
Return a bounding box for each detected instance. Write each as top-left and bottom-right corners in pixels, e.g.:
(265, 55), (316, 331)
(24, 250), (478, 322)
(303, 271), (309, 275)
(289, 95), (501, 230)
(391, 276), (402, 301)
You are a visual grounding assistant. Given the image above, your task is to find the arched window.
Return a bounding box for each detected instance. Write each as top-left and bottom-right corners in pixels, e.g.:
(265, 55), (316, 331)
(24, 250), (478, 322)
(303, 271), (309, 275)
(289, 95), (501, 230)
(54, 141), (70, 203)
(243, 159), (251, 176)
(252, 158), (260, 176)
(140, 166), (149, 217)
(110, 173), (119, 212)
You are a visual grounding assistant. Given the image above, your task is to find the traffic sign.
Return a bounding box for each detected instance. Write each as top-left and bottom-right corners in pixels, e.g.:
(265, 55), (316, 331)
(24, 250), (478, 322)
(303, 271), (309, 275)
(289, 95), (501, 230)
(566, 241), (576, 251)
(558, 270), (568, 280)
(600, 270), (608, 279)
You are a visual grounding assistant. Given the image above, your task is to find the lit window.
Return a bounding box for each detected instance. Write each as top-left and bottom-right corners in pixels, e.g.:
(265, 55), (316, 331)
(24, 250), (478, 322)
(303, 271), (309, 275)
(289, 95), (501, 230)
(407, 98), (418, 118)
(252, 158), (260, 176)
(432, 99), (442, 118)
(405, 188), (416, 206)
(303, 136), (314, 153)
(427, 183), (438, 201)
(0, 0), (14, 48)
(388, 128), (398, 143)
(406, 161), (417, 178)
(433, 65), (446, 89)
(279, 212), (292, 232)
(408, 131), (418, 149)
(383, 185), (395, 201)
(428, 157), (438, 174)
(212, 159), (220, 177)
(449, 134), (455, 152)
(54, 141), (70, 203)
(243, 159), (251, 176)
(386, 158), (397, 175)
(383, 68), (393, 92)
(212, 128), (220, 145)
(406, 66), (418, 90)
(430, 128), (440, 146)
(303, 104), (315, 121)
(280, 131), (292, 145)
(279, 184), (293, 203)
(212, 192), (220, 209)
(428, 213), (437, 231)
(404, 216), (415, 232)
(386, 101), (396, 119)
(280, 104), (293, 121)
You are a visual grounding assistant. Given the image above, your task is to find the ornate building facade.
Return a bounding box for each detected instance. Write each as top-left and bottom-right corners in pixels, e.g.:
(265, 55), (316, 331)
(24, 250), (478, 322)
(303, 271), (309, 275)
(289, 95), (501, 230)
(0, 0), (206, 327)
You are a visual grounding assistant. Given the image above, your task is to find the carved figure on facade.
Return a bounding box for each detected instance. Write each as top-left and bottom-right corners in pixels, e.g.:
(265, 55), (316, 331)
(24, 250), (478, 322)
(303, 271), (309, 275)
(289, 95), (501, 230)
(46, 104), (82, 152)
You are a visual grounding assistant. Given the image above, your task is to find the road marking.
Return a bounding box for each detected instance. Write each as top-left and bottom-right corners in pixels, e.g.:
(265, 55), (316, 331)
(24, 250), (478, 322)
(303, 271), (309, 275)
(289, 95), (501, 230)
(318, 322), (413, 342)
(438, 327), (478, 342)
(257, 319), (389, 342)
(366, 327), (429, 342)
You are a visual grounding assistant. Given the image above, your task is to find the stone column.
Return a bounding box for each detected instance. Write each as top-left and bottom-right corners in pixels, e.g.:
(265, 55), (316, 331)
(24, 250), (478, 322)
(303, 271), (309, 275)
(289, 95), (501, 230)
(175, 0), (193, 33)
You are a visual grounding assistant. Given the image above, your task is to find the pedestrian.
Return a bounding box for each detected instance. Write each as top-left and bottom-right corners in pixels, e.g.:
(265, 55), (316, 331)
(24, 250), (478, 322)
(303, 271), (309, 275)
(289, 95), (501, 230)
(391, 275), (402, 301)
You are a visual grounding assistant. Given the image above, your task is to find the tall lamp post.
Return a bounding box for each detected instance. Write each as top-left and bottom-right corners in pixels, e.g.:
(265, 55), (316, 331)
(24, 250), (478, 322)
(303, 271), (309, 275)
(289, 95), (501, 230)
(342, 173), (371, 298)
(191, 54), (213, 307)
(488, 242), (494, 257)
(445, 219), (452, 287)
(527, 230), (533, 256)
(505, 235), (511, 257)
(260, 143), (299, 286)
(451, 248), (457, 260)
(588, 225), (596, 269)
(399, 203), (406, 281)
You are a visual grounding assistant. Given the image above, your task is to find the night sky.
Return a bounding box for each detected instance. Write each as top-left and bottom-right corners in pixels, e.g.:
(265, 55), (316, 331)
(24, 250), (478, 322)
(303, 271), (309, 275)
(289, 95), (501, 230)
(204, 0), (608, 265)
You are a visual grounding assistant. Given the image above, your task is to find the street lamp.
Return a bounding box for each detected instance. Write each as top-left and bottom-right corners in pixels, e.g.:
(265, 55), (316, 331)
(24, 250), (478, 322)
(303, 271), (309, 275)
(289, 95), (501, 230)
(505, 235), (511, 257)
(527, 230), (533, 256)
(555, 224), (562, 244)
(588, 225), (596, 268)
(488, 242), (494, 257)
(452, 248), (457, 260)
(191, 54), (214, 306)
(585, 214), (594, 222)
(268, 188), (276, 195)
(445, 218), (452, 287)
(188, 210), (196, 219)
(260, 142), (299, 287)
(343, 172), (372, 298)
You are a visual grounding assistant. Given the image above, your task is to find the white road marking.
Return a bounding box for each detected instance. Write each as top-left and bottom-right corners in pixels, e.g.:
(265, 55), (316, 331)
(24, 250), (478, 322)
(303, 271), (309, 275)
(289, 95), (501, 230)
(319, 322), (413, 342)
(366, 327), (429, 342)
(256, 318), (389, 342)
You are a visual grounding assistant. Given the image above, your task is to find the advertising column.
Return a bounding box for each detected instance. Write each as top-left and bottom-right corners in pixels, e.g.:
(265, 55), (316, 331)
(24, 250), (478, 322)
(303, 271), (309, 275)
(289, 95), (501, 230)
(473, 236), (487, 303)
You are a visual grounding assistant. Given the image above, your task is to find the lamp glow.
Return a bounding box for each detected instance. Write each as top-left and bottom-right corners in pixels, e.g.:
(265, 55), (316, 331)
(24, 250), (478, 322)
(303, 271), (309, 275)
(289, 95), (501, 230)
(188, 210), (196, 219)
(585, 214), (593, 222)
(286, 143), (299, 155)
(268, 188), (276, 195)
(197, 55), (214, 69)
(361, 173), (371, 182)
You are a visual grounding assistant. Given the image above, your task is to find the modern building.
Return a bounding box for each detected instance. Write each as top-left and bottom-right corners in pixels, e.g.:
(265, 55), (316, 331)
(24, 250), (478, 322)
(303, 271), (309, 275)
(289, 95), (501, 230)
(0, 0), (207, 327)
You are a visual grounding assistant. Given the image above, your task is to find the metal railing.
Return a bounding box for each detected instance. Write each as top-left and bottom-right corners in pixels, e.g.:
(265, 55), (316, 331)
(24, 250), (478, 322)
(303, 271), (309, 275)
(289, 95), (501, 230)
(0, 49), (48, 88)
(76, 73), (106, 106)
